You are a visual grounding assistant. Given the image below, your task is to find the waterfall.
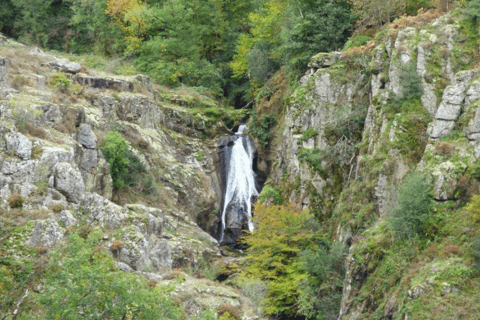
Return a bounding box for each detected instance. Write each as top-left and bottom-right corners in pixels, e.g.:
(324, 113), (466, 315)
(218, 124), (258, 244)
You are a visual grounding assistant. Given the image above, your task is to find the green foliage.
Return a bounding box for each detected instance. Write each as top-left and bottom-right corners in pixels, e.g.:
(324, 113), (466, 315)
(344, 35), (371, 50)
(297, 243), (346, 320)
(405, 0), (432, 15)
(101, 131), (130, 189)
(121, 149), (155, 194)
(280, 0), (356, 71)
(258, 184), (283, 204)
(241, 204), (322, 316)
(11, 0), (62, 47)
(399, 62), (424, 101)
(298, 148), (323, 173)
(467, 0), (480, 22)
(130, 0), (227, 95)
(350, 0), (405, 27)
(388, 172), (433, 239)
(324, 104), (368, 144)
(385, 98), (431, 163)
(298, 128), (318, 145)
(39, 230), (184, 319)
(248, 111), (277, 147)
(68, 0), (125, 54)
(49, 72), (72, 92)
(473, 233), (480, 267)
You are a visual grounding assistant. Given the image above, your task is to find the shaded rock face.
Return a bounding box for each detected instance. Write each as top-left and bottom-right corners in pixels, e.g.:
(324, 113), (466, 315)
(217, 128), (258, 245)
(75, 74), (133, 91)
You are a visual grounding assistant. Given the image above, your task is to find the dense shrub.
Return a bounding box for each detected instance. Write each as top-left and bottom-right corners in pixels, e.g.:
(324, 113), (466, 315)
(473, 234), (480, 267)
(38, 230), (184, 319)
(297, 242), (346, 320)
(101, 131), (130, 189)
(248, 111), (276, 147)
(388, 172), (433, 239)
(8, 194), (24, 208)
(258, 184), (283, 205)
(399, 62), (424, 101)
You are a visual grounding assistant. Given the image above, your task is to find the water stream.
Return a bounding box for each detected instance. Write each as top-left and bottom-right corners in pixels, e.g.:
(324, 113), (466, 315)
(219, 124), (258, 243)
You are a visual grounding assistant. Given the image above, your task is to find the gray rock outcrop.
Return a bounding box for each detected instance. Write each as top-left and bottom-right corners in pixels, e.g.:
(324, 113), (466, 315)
(50, 162), (85, 203)
(5, 132), (32, 160)
(77, 123), (97, 148)
(428, 71), (475, 139)
(46, 58), (81, 73)
(27, 219), (65, 247)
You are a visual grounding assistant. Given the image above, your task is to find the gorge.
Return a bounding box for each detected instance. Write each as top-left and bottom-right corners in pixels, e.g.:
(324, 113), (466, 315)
(1, 4), (480, 320)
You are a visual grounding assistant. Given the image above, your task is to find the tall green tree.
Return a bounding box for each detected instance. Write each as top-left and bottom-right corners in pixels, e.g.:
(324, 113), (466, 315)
(10, 0), (72, 49)
(69, 0), (125, 54)
(280, 0), (356, 72)
(132, 0), (226, 94)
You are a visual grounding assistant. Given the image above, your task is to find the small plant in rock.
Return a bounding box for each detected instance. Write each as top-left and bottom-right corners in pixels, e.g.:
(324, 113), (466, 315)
(49, 72), (72, 92)
(110, 240), (124, 256)
(399, 62), (423, 101)
(8, 193), (24, 208)
(434, 141), (455, 156)
(217, 305), (242, 320)
(49, 203), (65, 213)
(258, 184), (283, 205)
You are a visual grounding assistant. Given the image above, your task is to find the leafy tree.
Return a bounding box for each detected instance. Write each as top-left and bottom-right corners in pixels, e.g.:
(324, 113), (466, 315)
(38, 230), (184, 319)
(230, 0), (288, 80)
(0, 0), (19, 36)
(467, 0), (480, 23)
(241, 203), (321, 316)
(297, 242), (346, 320)
(101, 131), (130, 189)
(280, 0), (356, 72)
(350, 0), (405, 27)
(388, 172), (433, 239)
(69, 0), (125, 54)
(10, 0), (72, 49)
(131, 0), (225, 94)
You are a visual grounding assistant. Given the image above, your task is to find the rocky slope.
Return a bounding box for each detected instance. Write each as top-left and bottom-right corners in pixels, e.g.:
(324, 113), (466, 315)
(262, 9), (480, 319)
(0, 35), (256, 318)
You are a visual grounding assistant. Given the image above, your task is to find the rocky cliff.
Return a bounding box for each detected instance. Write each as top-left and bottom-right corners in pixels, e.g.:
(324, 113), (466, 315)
(0, 35), (258, 318)
(261, 10), (480, 319)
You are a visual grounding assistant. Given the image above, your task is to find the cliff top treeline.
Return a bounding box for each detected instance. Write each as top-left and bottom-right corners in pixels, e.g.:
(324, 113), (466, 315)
(1, 0), (463, 107)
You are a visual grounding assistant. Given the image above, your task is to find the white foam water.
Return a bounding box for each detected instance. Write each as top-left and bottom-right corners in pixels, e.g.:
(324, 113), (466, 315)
(219, 125), (257, 243)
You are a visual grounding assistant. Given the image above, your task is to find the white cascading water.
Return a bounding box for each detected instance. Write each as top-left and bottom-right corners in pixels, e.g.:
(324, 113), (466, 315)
(219, 124), (258, 243)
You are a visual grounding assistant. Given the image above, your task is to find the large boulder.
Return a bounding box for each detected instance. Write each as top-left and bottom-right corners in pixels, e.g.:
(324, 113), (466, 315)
(27, 219), (65, 247)
(77, 123), (97, 149)
(46, 58), (81, 74)
(50, 162), (85, 203)
(5, 132), (32, 160)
